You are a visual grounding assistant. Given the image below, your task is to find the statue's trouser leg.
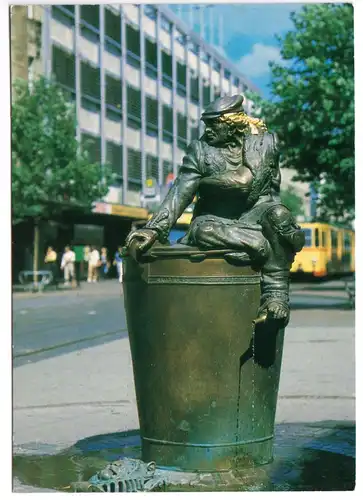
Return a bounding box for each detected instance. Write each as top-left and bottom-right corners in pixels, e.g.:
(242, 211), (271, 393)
(193, 221), (270, 263)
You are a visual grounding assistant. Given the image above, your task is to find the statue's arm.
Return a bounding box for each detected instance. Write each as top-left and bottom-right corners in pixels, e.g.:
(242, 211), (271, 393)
(144, 141), (202, 242)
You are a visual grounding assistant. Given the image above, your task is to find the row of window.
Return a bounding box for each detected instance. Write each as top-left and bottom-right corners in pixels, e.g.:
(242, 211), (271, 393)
(53, 42), (218, 108)
(53, 45), (199, 144)
(81, 132), (175, 189)
(303, 228), (351, 249)
(52, 5), (247, 93)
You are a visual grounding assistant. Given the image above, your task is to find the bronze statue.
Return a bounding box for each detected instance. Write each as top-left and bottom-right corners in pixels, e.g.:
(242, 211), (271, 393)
(87, 94), (307, 488)
(125, 95), (305, 325)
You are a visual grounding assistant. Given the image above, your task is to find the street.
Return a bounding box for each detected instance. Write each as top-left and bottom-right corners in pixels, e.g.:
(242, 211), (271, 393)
(12, 279), (355, 491)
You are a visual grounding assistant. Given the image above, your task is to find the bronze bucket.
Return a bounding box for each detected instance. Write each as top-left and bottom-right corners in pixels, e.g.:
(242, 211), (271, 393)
(123, 244), (285, 472)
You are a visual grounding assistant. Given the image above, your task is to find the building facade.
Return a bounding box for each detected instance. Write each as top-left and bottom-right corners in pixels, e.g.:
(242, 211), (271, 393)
(22, 3), (262, 210)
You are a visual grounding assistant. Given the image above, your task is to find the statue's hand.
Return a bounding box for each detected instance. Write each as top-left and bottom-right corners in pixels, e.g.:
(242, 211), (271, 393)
(124, 229), (158, 259)
(257, 300), (290, 327)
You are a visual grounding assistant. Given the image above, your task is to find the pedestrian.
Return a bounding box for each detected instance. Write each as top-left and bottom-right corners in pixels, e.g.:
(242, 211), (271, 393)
(60, 245), (75, 286)
(114, 246), (123, 283)
(44, 246), (58, 286)
(83, 245), (90, 280)
(88, 246), (100, 283)
(100, 247), (110, 279)
(73, 244), (84, 287)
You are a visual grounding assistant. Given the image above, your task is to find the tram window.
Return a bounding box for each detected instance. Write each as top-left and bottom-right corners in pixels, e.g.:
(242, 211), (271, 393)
(302, 228), (312, 247)
(322, 231), (326, 247)
(331, 230), (338, 248)
(344, 233), (351, 250)
(314, 229), (319, 247)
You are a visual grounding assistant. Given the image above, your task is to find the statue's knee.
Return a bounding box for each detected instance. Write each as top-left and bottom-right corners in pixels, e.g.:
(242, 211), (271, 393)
(196, 223), (215, 240)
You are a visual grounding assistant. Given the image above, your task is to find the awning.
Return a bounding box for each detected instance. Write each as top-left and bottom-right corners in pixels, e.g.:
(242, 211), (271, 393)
(93, 202), (149, 220)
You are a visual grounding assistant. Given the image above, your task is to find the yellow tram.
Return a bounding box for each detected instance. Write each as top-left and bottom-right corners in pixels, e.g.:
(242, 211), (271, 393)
(290, 222), (355, 278)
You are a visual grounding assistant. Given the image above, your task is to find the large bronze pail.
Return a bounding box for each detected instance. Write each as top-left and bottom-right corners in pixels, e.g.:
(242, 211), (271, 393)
(123, 244), (285, 472)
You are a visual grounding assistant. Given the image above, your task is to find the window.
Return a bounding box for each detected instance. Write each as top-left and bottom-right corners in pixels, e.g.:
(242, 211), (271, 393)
(302, 228), (312, 247)
(144, 5), (156, 20)
(163, 105), (173, 142)
(203, 85), (211, 106)
(163, 160), (173, 183)
(162, 51), (172, 88)
(213, 60), (221, 72)
(51, 5), (74, 27)
(81, 5), (99, 28)
(145, 38), (157, 79)
(191, 126), (200, 141)
(105, 7), (121, 55)
(81, 61), (100, 110)
(177, 61), (186, 86)
(322, 231), (327, 247)
(161, 15), (171, 33)
(331, 230), (338, 249)
(106, 141), (123, 184)
(146, 155), (158, 179)
(106, 74), (122, 122)
(80, 5), (100, 42)
(233, 76), (240, 88)
(177, 113), (187, 149)
(224, 69), (231, 80)
(146, 96), (158, 136)
(127, 86), (141, 129)
(81, 133), (101, 164)
(190, 76), (199, 103)
(126, 24), (140, 67)
(201, 50), (210, 64)
(314, 228), (319, 247)
(127, 148), (142, 188)
(175, 29), (186, 46)
(52, 45), (75, 90)
(344, 233), (351, 250)
(188, 41), (199, 55)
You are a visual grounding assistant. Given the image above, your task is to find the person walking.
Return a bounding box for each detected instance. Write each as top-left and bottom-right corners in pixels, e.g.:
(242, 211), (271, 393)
(83, 245), (90, 281)
(60, 246), (75, 286)
(73, 244), (84, 287)
(88, 246), (100, 283)
(100, 247), (110, 279)
(44, 246), (58, 286)
(114, 246), (123, 283)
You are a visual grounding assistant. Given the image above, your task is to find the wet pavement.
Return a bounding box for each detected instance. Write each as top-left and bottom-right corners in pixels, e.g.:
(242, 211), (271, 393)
(13, 421), (355, 492)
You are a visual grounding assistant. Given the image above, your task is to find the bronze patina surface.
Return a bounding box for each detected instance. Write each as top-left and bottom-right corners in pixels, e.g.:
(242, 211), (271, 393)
(123, 245), (285, 471)
(121, 94), (305, 476)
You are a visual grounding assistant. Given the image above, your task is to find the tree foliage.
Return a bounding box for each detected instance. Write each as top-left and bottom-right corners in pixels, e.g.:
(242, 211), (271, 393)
(280, 186), (305, 218)
(248, 3), (354, 223)
(12, 77), (113, 224)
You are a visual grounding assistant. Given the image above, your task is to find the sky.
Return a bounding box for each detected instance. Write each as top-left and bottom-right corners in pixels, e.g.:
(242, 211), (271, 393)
(168, 2), (305, 97)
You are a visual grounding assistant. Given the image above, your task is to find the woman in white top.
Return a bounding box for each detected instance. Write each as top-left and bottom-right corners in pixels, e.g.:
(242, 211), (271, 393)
(88, 246), (100, 283)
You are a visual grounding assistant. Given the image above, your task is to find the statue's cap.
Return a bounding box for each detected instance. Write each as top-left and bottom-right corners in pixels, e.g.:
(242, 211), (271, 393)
(201, 94), (244, 120)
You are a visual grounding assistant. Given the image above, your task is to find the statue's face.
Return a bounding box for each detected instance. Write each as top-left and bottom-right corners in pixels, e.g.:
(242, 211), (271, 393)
(202, 118), (231, 146)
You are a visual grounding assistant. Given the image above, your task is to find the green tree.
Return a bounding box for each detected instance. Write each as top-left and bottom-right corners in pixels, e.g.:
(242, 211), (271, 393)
(12, 77), (113, 278)
(248, 3), (354, 224)
(280, 185), (305, 218)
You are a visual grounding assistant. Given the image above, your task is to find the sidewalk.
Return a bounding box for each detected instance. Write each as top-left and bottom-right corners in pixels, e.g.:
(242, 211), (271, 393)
(13, 308), (355, 491)
(12, 279), (123, 299)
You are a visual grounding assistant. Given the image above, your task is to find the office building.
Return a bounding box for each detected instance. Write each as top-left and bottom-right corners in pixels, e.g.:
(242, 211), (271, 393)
(16, 4), (261, 211)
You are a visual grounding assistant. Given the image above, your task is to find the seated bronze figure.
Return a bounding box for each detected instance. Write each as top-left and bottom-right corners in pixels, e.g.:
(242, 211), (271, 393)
(125, 94), (305, 326)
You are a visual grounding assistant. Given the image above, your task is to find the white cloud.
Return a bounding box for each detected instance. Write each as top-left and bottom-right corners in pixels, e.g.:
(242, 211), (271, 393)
(237, 43), (283, 77)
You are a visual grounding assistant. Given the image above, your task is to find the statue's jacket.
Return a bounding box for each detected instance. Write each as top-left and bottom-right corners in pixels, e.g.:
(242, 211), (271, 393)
(146, 132), (305, 311)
